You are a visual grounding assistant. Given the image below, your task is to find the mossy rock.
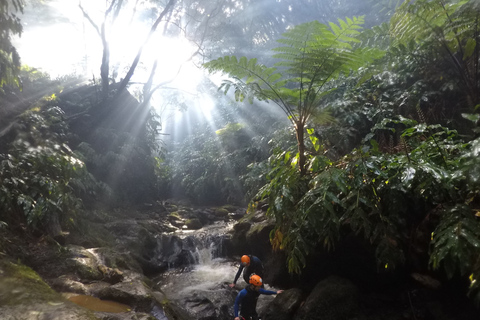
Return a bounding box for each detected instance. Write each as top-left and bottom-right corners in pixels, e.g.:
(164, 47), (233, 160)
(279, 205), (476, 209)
(185, 218), (203, 230)
(246, 220), (274, 239)
(161, 299), (194, 320)
(0, 258), (99, 319)
(221, 204), (238, 212)
(214, 208), (229, 217)
(168, 211), (181, 219)
(65, 246), (103, 281)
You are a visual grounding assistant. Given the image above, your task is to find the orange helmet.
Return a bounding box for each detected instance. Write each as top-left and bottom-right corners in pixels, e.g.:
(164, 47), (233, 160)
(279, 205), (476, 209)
(249, 274), (262, 287)
(241, 255), (250, 266)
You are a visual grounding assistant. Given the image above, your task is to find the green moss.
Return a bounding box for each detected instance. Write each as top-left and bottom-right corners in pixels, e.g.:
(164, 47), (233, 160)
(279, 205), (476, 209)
(238, 210), (257, 223)
(221, 204), (237, 212)
(2, 259), (44, 282)
(0, 259), (58, 306)
(169, 211), (181, 219)
(215, 208), (229, 216)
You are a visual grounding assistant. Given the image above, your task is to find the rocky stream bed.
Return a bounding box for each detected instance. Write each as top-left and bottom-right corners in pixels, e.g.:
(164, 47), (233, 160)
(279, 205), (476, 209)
(1, 200), (479, 320)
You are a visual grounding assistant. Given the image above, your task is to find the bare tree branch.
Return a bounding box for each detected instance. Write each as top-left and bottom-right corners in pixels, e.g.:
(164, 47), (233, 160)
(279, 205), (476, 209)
(115, 0), (176, 97)
(78, 2), (100, 36)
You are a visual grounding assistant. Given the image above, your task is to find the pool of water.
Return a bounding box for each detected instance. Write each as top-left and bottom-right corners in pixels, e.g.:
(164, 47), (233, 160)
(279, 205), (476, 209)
(66, 294), (131, 313)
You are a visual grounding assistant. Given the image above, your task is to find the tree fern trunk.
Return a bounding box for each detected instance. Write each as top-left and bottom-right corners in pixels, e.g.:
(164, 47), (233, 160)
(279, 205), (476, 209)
(296, 121), (307, 176)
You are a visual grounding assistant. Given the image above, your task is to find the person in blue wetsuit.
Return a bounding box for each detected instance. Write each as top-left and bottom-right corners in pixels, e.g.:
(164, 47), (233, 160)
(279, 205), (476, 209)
(233, 274), (283, 320)
(229, 255), (264, 288)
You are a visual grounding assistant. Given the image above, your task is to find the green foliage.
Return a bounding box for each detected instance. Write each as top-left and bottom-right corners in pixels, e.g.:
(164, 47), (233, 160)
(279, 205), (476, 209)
(260, 118), (480, 289)
(205, 17), (385, 175)
(204, 18), (384, 117)
(169, 124), (269, 204)
(0, 107), (94, 234)
(55, 82), (161, 205)
(390, 0), (468, 46)
(0, 0), (23, 89)
(390, 0), (480, 107)
(429, 204), (480, 278)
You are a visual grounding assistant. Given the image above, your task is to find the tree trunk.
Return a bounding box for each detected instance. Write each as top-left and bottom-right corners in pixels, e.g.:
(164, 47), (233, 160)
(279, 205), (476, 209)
(115, 0), (176, 97)
(295, 121), (307, 176)
(100, 23), (110, 101)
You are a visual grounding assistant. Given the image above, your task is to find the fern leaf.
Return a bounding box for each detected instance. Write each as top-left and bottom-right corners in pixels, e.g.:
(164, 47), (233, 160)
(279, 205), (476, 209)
(430, 204), (480, 278)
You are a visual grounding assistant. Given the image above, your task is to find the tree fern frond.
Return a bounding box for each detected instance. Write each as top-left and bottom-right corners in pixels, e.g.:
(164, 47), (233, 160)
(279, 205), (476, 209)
(390, 0), (469, 46)
(430, 204), (480, 278)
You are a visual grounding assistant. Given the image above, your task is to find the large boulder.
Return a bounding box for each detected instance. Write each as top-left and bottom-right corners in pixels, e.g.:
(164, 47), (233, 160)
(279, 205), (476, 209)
(0, 259), (99, 320)
(166, 285), (237, 320)
(97, 280), (155, 312)
(294, 276), (359, 320)
(262, 288), (304, 320)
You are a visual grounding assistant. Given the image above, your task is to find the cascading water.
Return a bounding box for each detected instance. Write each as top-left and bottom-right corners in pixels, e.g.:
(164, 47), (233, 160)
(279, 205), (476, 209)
(153, 221), (238, 300)
(150, 220), (279, 319)
(147, 221), (243, 319)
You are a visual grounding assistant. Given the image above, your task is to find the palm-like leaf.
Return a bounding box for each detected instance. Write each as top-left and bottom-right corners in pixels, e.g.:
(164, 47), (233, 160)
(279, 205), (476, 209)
(204, 17), (385, 123)
(390, 0), (468, 46)
(390, 0), (479, 105)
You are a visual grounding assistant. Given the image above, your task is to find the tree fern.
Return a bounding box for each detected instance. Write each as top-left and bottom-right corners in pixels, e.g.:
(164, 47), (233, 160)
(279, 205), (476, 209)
(204, 17), (385, 175)
(390, 0), (468, 45)
(390, 0), (480, 105)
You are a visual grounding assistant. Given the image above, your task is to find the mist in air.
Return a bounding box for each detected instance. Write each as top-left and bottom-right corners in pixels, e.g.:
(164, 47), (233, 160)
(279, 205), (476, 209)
(12, 0), (392, 146)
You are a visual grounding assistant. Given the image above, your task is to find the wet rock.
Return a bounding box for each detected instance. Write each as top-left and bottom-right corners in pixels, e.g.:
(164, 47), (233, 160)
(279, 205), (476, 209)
(97, 280), (154, 312)
(0, 259), (98, 320)
(251, 210), (267, 222)
(185, 218), (203, 230)
(228, 212), (275, 259)
(94, 311), (157, 320)
(167, 214), (185, 228)
(228, 208), (246, 220)
(65, 245), (103, 281)
(162, 299), (196, 320)
(97, 265), (123, 284)
(85, 281), (111, 296)
(193, 209), (211, 224)
(90, 247), (143, 275)
(294, 276), (359, 320)
(49, 275), (88, 295)
(214, 208), (229, 218)
(262, 288), (303, 320)
(168, 287), (237, 320)
(154, 234), (194, 269)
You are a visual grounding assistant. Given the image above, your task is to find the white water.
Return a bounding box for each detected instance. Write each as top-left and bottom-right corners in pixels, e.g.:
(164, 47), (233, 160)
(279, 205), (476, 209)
(152, 222), (280, 319)
(155, 245), (238, 299)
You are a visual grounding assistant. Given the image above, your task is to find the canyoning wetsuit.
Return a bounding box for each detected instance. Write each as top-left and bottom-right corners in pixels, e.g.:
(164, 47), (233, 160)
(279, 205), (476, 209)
(234, 285), (277, 320)
(233, 255), (264, 285)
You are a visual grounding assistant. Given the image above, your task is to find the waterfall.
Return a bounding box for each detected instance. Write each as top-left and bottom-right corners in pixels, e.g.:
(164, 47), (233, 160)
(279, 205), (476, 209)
(153, 221), (231, 269)
(192, 243), (215, 266)
(153, 221), (237, 299)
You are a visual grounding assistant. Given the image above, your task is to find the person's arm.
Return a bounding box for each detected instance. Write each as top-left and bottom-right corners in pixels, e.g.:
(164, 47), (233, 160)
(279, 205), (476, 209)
(232, 265), (244, 285)
(259, 288), (284, 295)
(234, 289), (247, 318)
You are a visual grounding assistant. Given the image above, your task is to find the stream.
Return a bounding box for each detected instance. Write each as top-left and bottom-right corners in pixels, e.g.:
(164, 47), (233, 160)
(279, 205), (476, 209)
(150, 221), (277, 319)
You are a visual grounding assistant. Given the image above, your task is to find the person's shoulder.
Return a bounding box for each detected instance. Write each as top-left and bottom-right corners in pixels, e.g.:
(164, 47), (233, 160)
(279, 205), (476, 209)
(238, 288), (248, 295)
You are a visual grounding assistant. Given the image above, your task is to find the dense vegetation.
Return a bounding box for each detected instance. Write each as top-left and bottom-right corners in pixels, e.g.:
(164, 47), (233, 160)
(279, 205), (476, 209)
(0, 0), (479, 308)
(203, 0), (480, 304)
